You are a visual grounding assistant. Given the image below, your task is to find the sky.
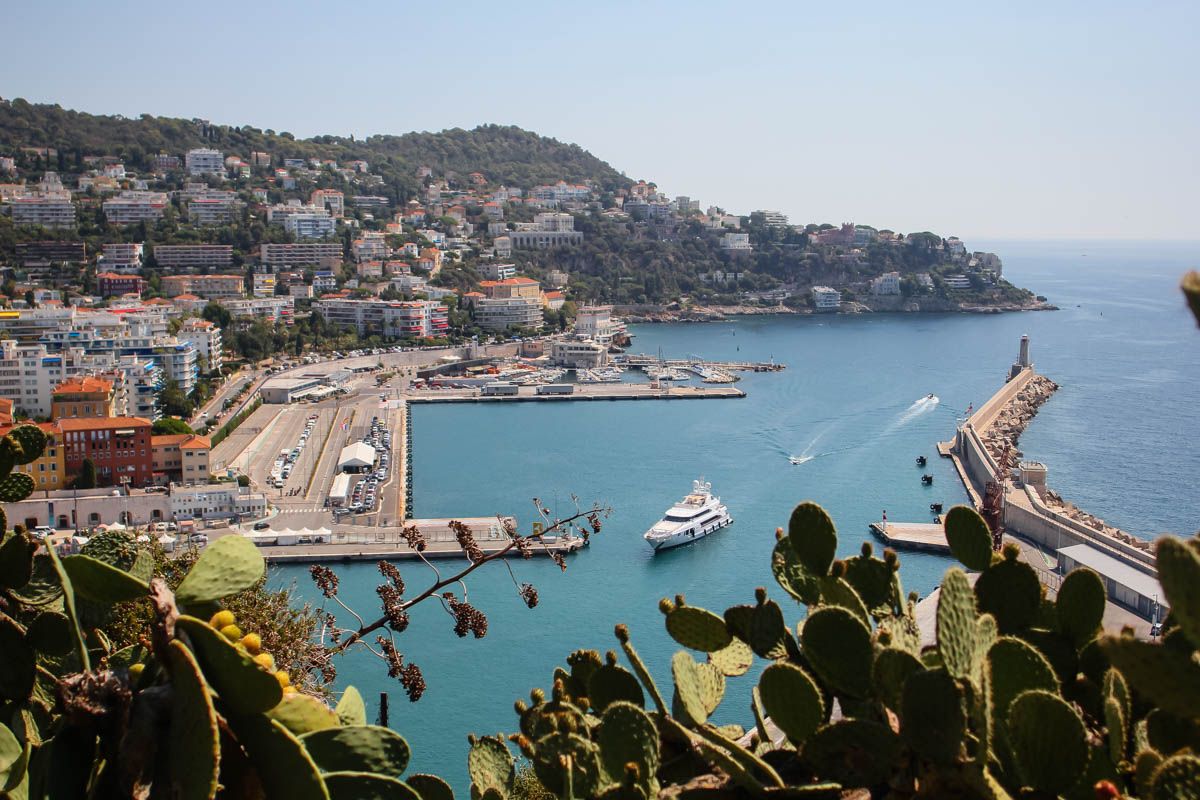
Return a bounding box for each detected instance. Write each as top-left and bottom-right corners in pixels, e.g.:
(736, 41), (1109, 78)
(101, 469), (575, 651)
(3, 0), (1198, 240)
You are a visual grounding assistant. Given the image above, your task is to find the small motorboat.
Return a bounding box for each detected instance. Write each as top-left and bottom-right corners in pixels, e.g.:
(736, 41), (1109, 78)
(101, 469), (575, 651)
(916, 455), (927, 467)
(930, 502), (943, 514)
(921, 474), (934, 485)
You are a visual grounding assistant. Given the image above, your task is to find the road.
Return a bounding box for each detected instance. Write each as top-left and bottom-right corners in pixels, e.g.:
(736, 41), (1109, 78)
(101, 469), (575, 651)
(189, 368), (264, 428)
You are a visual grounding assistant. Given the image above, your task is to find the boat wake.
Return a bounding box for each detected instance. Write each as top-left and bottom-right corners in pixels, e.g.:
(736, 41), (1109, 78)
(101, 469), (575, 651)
(890, 395), (940, 428)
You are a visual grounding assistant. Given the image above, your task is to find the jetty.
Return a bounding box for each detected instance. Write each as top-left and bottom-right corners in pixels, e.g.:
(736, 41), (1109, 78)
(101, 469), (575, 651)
(408, 384), (744, 403)
(868, 521), (950, 553)
(617, 354), (784, 372)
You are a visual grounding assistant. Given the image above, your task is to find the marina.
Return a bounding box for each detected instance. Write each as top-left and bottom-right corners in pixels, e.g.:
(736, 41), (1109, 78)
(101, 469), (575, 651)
(408, 383), (745, 403)
(868, 521), (950, 553)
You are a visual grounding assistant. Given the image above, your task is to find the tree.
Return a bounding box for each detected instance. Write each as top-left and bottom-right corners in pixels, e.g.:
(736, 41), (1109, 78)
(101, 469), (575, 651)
(152, 417), (193, 435)
(75, 457), (97, 489)
(159, 379), (194, 418)
(201, 300), (232, 329)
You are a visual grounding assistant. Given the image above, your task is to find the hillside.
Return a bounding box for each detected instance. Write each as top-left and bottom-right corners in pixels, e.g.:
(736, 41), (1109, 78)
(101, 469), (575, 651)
(0, 98), (630, 192)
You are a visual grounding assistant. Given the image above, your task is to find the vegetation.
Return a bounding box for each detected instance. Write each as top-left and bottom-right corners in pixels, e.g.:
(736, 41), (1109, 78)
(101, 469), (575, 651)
(151, 417), (193, 436)
(73, 457), (97, 490)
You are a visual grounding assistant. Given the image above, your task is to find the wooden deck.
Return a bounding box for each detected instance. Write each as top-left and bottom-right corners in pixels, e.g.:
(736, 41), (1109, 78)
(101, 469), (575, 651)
(868, 521), (950, 554)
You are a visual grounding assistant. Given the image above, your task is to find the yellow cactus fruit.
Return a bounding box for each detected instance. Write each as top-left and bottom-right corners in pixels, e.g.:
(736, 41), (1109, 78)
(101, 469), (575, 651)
(274, 670), (291, 688)
(219, 624), (243, 642)
(283, 685), (298, 695)
(128, 663), (145, 680)
(210, 610), (236, 629)
(253, 652), (276, 671)
(241, 632), (263, 654)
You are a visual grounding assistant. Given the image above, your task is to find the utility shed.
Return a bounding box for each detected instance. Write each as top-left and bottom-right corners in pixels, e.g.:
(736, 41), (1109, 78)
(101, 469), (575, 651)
(328, 473), (352, 505)
(338, 442), (376, 471)
(1057, 543), (1166, 620)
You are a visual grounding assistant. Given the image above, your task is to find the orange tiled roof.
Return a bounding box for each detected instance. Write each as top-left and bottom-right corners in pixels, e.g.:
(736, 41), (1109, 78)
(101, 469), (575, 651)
(53, 376), (113, 395)
(180, 435), (211, 449)
(55, 416), (151, 432)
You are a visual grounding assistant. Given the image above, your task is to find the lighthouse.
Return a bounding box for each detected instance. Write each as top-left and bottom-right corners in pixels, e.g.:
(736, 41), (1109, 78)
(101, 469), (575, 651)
(1009, 335), (1032, 380)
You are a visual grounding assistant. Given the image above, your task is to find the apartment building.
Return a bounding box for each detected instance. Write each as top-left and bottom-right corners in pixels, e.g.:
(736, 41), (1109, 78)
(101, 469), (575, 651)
(812, 286), (841, 311)
(221, 297), (294, 325)
(259, 242), (343, 268)
(178, 318), (223, 374)
(479, 276), (541, 300)
(97, 272), (147, 297)
(721, 232), (752, 253)
(9, 195), (76, 228)
(101, 242), (143, 273)
(161, 274), (244, 300)
(102, 191), (168, 224)
(479, 263), (517, 281)
(153, 244), (234, 271)
(472, 296), (544, 331)
(871, 272), (902, 296)
(284, 212), (336, 239)
(314, 299), (449, 339)
(185, 148), (225, 177)
(151, 434), (211, 485)
(187, 196), (243, 225)
(51, 377), (117, 419)
(310, 189), (345, 218)
(58, 416), (154, 488)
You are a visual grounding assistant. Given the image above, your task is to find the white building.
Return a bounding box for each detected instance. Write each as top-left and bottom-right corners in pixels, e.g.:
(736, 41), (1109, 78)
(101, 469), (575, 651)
(103, 191), (169, 224)
(870, 272), (902, 296)
(101, 243), (144, 274)
(493, 235), (512, 257)
(314, 299), (449, 339)
(185, 149), (225, 177)
(574, 305), (621, 344)
(178, 319), (223, 375)
(252, 272), (276, 298)
(812, 286), (841, 311)
(187, 196), (242, 225)
(9, 195), (76, 228)
(220, 298), (295, 325)
(721, 232), (752, 253)
(283, 211), (336, 239)
(260, 242), (343, 268)
(479, 263), (517, 281)
(153, 245), (233, 271)
(943, 274), (972, 289)
(171, 484), (266, 521)
(757, 210), (789, 227)
(473, 296), (544, 331)
(550, 338), (608, 368)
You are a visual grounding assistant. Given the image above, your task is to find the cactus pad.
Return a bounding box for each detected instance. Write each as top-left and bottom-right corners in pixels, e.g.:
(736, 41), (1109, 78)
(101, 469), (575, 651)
(0, 617), (35, 701)
(1104, 695), (1127, 766)
(936, 568), (978, 680)
(531, 732), (602, 798)
(747, 596), (791, 660)
(1101, 636), (1200, 718)
(61, 554), (149, 604)
(974, 558), (1041, 634)
(901, 668), (966, 764)
(707, 638), (753, 677)
(175, 534), (266, 605)
(801, 606), (874, 698)
(771, 537), (821, 605)
(79, 529), (140, 570)
(323, 771), (420, 800)
(166, 640), (220, 800)
(25, 612), (73, 656)
(0, 473), (34, 504)
(300, 725), (411, 776)
(787, 501), (837, 576)
(801, 720), (902, 788)
(664, 605), (732, 652)
(6, 426), (45, 465)
(268, 693), (341, 735)
(467, 735), (513, 797)
(0, 530), (34, 591)
(757, 662), (824, 745)
(587, 663), (644, 712)
(227, 714), (328, 800)
(1156, 537), (1200, 648)
(670, 651), (724, 725)
(986, 636), (1058, 726)
(1006, 689), (1089, 794)
(337, 686), (367, 726)
(406, 774), (455, 800)
(944, 506), (994, 571)
(872, 648), (924, 712)
(597, 701), (659, 789)
(841, 554), (894, 613)
(1055, 568), (1106, 646)
(176, 615), (283, 714)
(817, 576), (869, 623)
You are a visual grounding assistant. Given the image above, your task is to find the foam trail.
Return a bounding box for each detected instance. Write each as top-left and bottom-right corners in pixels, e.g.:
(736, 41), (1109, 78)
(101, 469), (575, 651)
(887, 395), (941, 430)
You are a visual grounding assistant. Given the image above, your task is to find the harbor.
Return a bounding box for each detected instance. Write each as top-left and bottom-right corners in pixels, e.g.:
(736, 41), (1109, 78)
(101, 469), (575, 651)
(868, 521), (950, 553)
(408, 383), (745, 403)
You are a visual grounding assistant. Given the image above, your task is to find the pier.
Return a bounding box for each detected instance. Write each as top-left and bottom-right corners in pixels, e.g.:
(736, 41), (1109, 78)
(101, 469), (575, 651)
(868, 521), (950, 553)
(618, 354), (784, 372)
(408, 384), (745, 403)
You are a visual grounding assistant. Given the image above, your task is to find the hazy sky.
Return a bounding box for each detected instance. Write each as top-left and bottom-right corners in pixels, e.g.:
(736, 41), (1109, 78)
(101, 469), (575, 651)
(4, 1), (1197, 239)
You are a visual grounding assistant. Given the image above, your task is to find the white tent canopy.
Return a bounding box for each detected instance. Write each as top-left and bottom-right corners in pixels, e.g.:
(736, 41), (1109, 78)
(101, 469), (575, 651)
(338, 442), (377, 470)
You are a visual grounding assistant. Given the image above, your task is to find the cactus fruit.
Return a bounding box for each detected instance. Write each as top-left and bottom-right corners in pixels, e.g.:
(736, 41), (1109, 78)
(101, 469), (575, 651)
(872, 648), (924, 712)
(220, 624), (244, 642)
(707, 637), (753, 677)
(664, 605), (733, 653)
(587, 663), (644, 712)
(900, 668), (967, 764)
(801, 720), (902, 788)
(596, 701), (659, 790)
(323, 771), (421, 800)
(757, 662), (824, 745)
(0, 472), (34, 504)
(176, 615), (283, 714)
(406, 773), (455, 800)
(241, 632), (263, 654)
(771, 537), (821, 605)
(1006, 689), (1089, 794)
(800, 606), (874, 698)
(936, 568), (979, 680)
(1149, 754), (1200, 800)
(1155, 537), (1200, 647)
(787, 501), (837, 576)
(300, 725), (411, 776)
(974, 558), (1041, 634)
(817, 576), (869, 624)
(175, 534), (266, 605)
(6, 426), (45, 466)
(166, 640), (220, 800)
(467, 735), (514, 798)
(1101, 635), (1200, 718)
(944, 505), (994, 571)
(1056, 568), (1106, 646)
(337, 686), (368, 726)
(60, 554), (149, 604)
(210, 610), (236, 629)
(268, 692), (341, 735)
(670, 651), (724, 726)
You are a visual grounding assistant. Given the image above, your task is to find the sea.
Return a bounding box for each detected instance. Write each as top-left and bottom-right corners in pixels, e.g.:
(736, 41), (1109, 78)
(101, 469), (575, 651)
(274, 240), (1198, 789)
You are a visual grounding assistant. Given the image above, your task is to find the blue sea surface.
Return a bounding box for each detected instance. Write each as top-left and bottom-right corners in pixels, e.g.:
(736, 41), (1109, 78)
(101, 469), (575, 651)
(274, 240), (1198, 788)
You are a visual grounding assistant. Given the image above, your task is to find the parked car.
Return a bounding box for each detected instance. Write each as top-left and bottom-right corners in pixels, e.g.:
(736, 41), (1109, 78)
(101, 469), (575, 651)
(253, 521), (270, 531)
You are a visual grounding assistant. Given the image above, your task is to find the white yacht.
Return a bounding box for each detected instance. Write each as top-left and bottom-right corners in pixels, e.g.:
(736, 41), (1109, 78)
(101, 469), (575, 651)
(643, 479), (733, 551)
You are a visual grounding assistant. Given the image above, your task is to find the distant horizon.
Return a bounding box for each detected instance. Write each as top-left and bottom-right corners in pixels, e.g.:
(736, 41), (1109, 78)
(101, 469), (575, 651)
(3, 1), (1197, 240)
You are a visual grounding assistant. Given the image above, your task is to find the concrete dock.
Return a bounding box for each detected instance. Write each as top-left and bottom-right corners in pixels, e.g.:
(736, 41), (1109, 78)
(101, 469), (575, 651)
(408, 384), (744, 403)
(868, 521), (950, 553)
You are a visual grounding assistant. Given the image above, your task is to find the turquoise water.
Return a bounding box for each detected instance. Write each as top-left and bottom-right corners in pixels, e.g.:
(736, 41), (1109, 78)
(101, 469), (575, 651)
(275, 240), (1198, 788)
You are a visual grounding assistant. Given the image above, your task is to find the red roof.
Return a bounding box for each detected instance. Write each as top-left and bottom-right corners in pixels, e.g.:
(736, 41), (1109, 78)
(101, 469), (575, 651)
(53, 377), (113, 395)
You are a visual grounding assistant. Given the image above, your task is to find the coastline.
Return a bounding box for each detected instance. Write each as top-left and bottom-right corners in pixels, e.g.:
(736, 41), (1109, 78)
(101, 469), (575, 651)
(618, 299), (1057, 324)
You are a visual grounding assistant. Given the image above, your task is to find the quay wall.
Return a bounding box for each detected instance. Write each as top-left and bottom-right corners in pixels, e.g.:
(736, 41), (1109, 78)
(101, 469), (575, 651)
(968, 367), (1035, 434)
(1013, 486), (1156, 572)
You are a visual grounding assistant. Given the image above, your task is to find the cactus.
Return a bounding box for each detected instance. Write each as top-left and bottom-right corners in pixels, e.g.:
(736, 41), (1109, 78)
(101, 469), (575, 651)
(0, 616), (35, 701)
(407, 773), (455, 800)
(801, 720), (902, 788)
(1006, 689), (1089, 794)
(973, 554), (1041, 634)
(757, 662), (824, 745)
(1150, 754), (1200, 800)
(1101, 635), (1200, 718)
(7, 425), (45, 466)
(337, 686), (368, 726)
(663, 605), (732, 653)
(771, 536), (821, 605)
(323, 771), (420, 799)
(800, 605), (873, 698)
(1104, 695), (1127, 766)
(175, 533), (266, 604)
(532, 731), (603, 798)
(596, 701), (658, 791)
(176, 614), (283, 714)
(707, 637), (753, 677)
(840, 553), (894, 614)
(300, 725), (411, 776)
(268, 691), (343, 735)
(467, 735), (514, 797)
(872, 647), (923, 712)
(587, 662), (644, 712)
(166, 639), (220, 800)
(944, 505), (994, 571)
(787, 501), (837, 576)
(0, 530), (35, 590)
(745, 593), (793, 660)
(228, 713), (329, 800)
(25, 612), (73, 656)
(0, 472), (34, 503)
(670, 651), (724, 726)
(61, 554), (150, 604)
(1156, 537), (1200, 647)
(1055, 567), (1106, 646)
(936, 568), (978, 680)
(816, 576), (868, 623)
(901, 668), (967, 764)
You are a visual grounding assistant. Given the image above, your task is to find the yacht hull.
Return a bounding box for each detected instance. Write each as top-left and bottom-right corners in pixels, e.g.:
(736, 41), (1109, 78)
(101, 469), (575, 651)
(646, 513), (733, 551)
